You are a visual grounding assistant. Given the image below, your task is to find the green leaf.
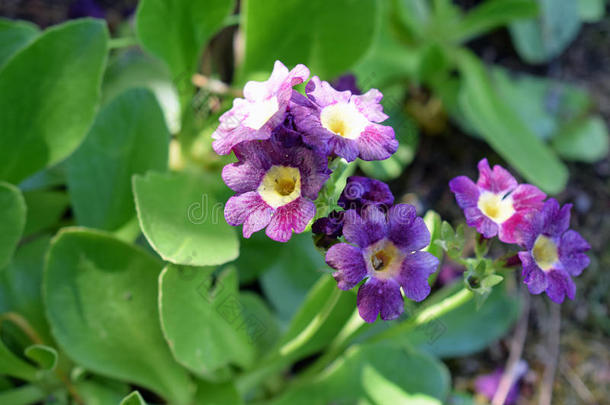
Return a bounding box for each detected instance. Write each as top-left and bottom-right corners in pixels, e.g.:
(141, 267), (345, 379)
(551, 116), (609, 163)
(120, 391), (147, 405)
(270, 342), (450, 404)
(44, 228), (194, 404)
(454, 0), (538, 43)
(0, 182), (26, 269)
(260, 234), (325, 323)
(0, 19), (109, 184)
(102, 50), (181, 134)
(0, 385), (46, 405)
(423, 211), (443, 262)
(158, 265), (257, 379)
(578, 0), (606, 22)
(67, 88), (170, 231)
(22, 190), (69, 237)
(509, 0), (581, 64)
(0, 338), (37, 381)
(135, 0), (234, 82)
(24, 345), (57, 371)
(390, 283), (520, 358)
(457, 51), (568, 194)
(133, 171), (239, 266)
(242, 0), (379, 80)
(194, 380), (243, 405)
(0, 18), (39, 68)
(0, 237), (52, 344)
(76, 378), (130, 405)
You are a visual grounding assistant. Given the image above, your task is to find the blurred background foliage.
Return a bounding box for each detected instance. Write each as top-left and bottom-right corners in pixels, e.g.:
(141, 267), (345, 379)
(0, 0), (608, 404)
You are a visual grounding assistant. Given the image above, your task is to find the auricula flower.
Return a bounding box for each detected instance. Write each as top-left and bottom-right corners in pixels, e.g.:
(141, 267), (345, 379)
(212, 61), (309, 155)
(222, 136), (330, 242)
(517, 199), (590, 303)
(449, 158), (546, 244)
(326, 204), (438, 323)
(291, 76), (398, 162)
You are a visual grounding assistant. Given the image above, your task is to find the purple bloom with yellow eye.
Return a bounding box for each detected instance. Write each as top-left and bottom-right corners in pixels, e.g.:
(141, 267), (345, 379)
(291, 76), (398, 162)
(449, 158), (546, 244)
(212, 61), (309, 155)
(517, 199), (590, 303)
(325, 204), (438, 323)
(222, 136), (330, 242)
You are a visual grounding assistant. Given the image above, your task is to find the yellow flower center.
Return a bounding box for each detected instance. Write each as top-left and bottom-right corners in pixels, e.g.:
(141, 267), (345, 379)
(366, 239), (404, 279)
(257, 165), (301, 209)
(243, 97), (279, 130)
(477, 192), (515, 223)
(532, 235), (559, 271)
(320, 102), (369, 140)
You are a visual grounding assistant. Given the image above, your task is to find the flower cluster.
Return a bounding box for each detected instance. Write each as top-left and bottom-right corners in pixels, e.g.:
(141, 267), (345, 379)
(212, 61), (398, 242)
(450, 159), (591, 303)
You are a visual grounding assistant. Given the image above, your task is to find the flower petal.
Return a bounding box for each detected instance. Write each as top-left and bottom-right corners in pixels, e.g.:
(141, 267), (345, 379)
(357, 278), (403, 323)
(519, 251), (548, 294)
(342, 206), (387, 248)
(356, 124), (398, 161)
(541, 199), (572, 237)
(305, 76), (351, 107)
(224, 191), (270, 229)
(222, 161), (265, 193)
(387, 204), (430, 251)
(476, 158), (517, 194)
(326, 243), (367, 290)
(265, 197), (315, 242)
(559, 230), (590, 276)
(510, 184), (546, 211)
(546, 269), (575, 303)
(449, 176), (480, 209)
(351, 88), (388, 122)
(464, 207), (498, 238)
(396, 251), (437, 302)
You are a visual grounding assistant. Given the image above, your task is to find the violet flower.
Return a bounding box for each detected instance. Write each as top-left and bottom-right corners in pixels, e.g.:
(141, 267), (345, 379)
(449, 158), (546, 244)
(222, 136), (330, 242)
(291, 76), (398, 162)
(517, 199), (590, 303)
(338, 176), (394, 212)
(326, 204), (438, 323)
(212, 61), (309, 155)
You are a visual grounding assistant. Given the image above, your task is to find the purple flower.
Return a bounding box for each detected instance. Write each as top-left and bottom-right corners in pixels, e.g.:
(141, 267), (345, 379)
(69, 0), (105, 19)
(338, 176), (394, 212)
(474, 361), (527, 405)
(326, 205), (439, 323)
(212, 61), (309, 155)
(331, 73), (361, 95)
(222, 136), (330, 242)
(516, 199), (590, 303)
(449, 158), (546, 244)
(291, 76), (398, 162)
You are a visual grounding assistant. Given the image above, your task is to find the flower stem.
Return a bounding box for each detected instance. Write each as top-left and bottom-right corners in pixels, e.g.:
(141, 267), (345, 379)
(108, 37), (139, 49)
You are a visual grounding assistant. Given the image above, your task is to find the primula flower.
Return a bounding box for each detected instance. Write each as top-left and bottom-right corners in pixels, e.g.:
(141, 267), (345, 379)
(291, 76), (398, 162)
(326, 204), (439, 323)
(222, 136), (330, 242)
(338, 176), (394, 212)
(474, 361), (528, 405)
(517, 199), (590, 303)
(449, 158), (546, 244)
(212, 61), (309, 155)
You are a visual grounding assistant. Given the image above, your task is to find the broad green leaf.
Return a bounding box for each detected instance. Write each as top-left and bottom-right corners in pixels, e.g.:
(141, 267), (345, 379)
(0, 237), (52, 344)
(0, 338), (37, 381)
(133, 171), (238, 266)
(194, 379), (243, 405)
(120, 391), (147, 405)
(159, 265), (257, 379)
(22, 190), (69, 237)
(238, 292), (280, 354)
(552, 116), (609, 163)
(579, 0), (605, 22)
(102, 50), (181, 133)
(458, 51), (567, 193)
(454, 0), (538, 43)
(509, 0), (581, 64)
(44, 228), (194, 404)
(242, 0), (378, 80)
(135, 0), (234, 82)
(260, 234), (325, 323)
(0, 385), (46, 405)
(0, 18), (39, 68)
(24, 345), (57, 371)
(0, 19), (108, 184)
(270, 342), (450, 404)
(18, 164), (66, 192)
(0, 182), (26, 269)
(389, 283), (520, 358)
(76, 378), (130, 405)
(67, 88), (170, 231)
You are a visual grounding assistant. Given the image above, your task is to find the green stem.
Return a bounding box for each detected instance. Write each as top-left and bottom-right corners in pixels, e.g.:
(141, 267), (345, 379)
(108, 37), (139, 49)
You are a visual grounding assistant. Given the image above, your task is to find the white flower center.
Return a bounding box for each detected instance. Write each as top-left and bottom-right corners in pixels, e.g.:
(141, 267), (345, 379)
(320, 102), (369, 140)
(257, 165), (301, 209)
(243, 96), (279, 130)
(477, 192), (515, 224)
(532, 235), (559, 271)
(365, 239), (405, 280)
